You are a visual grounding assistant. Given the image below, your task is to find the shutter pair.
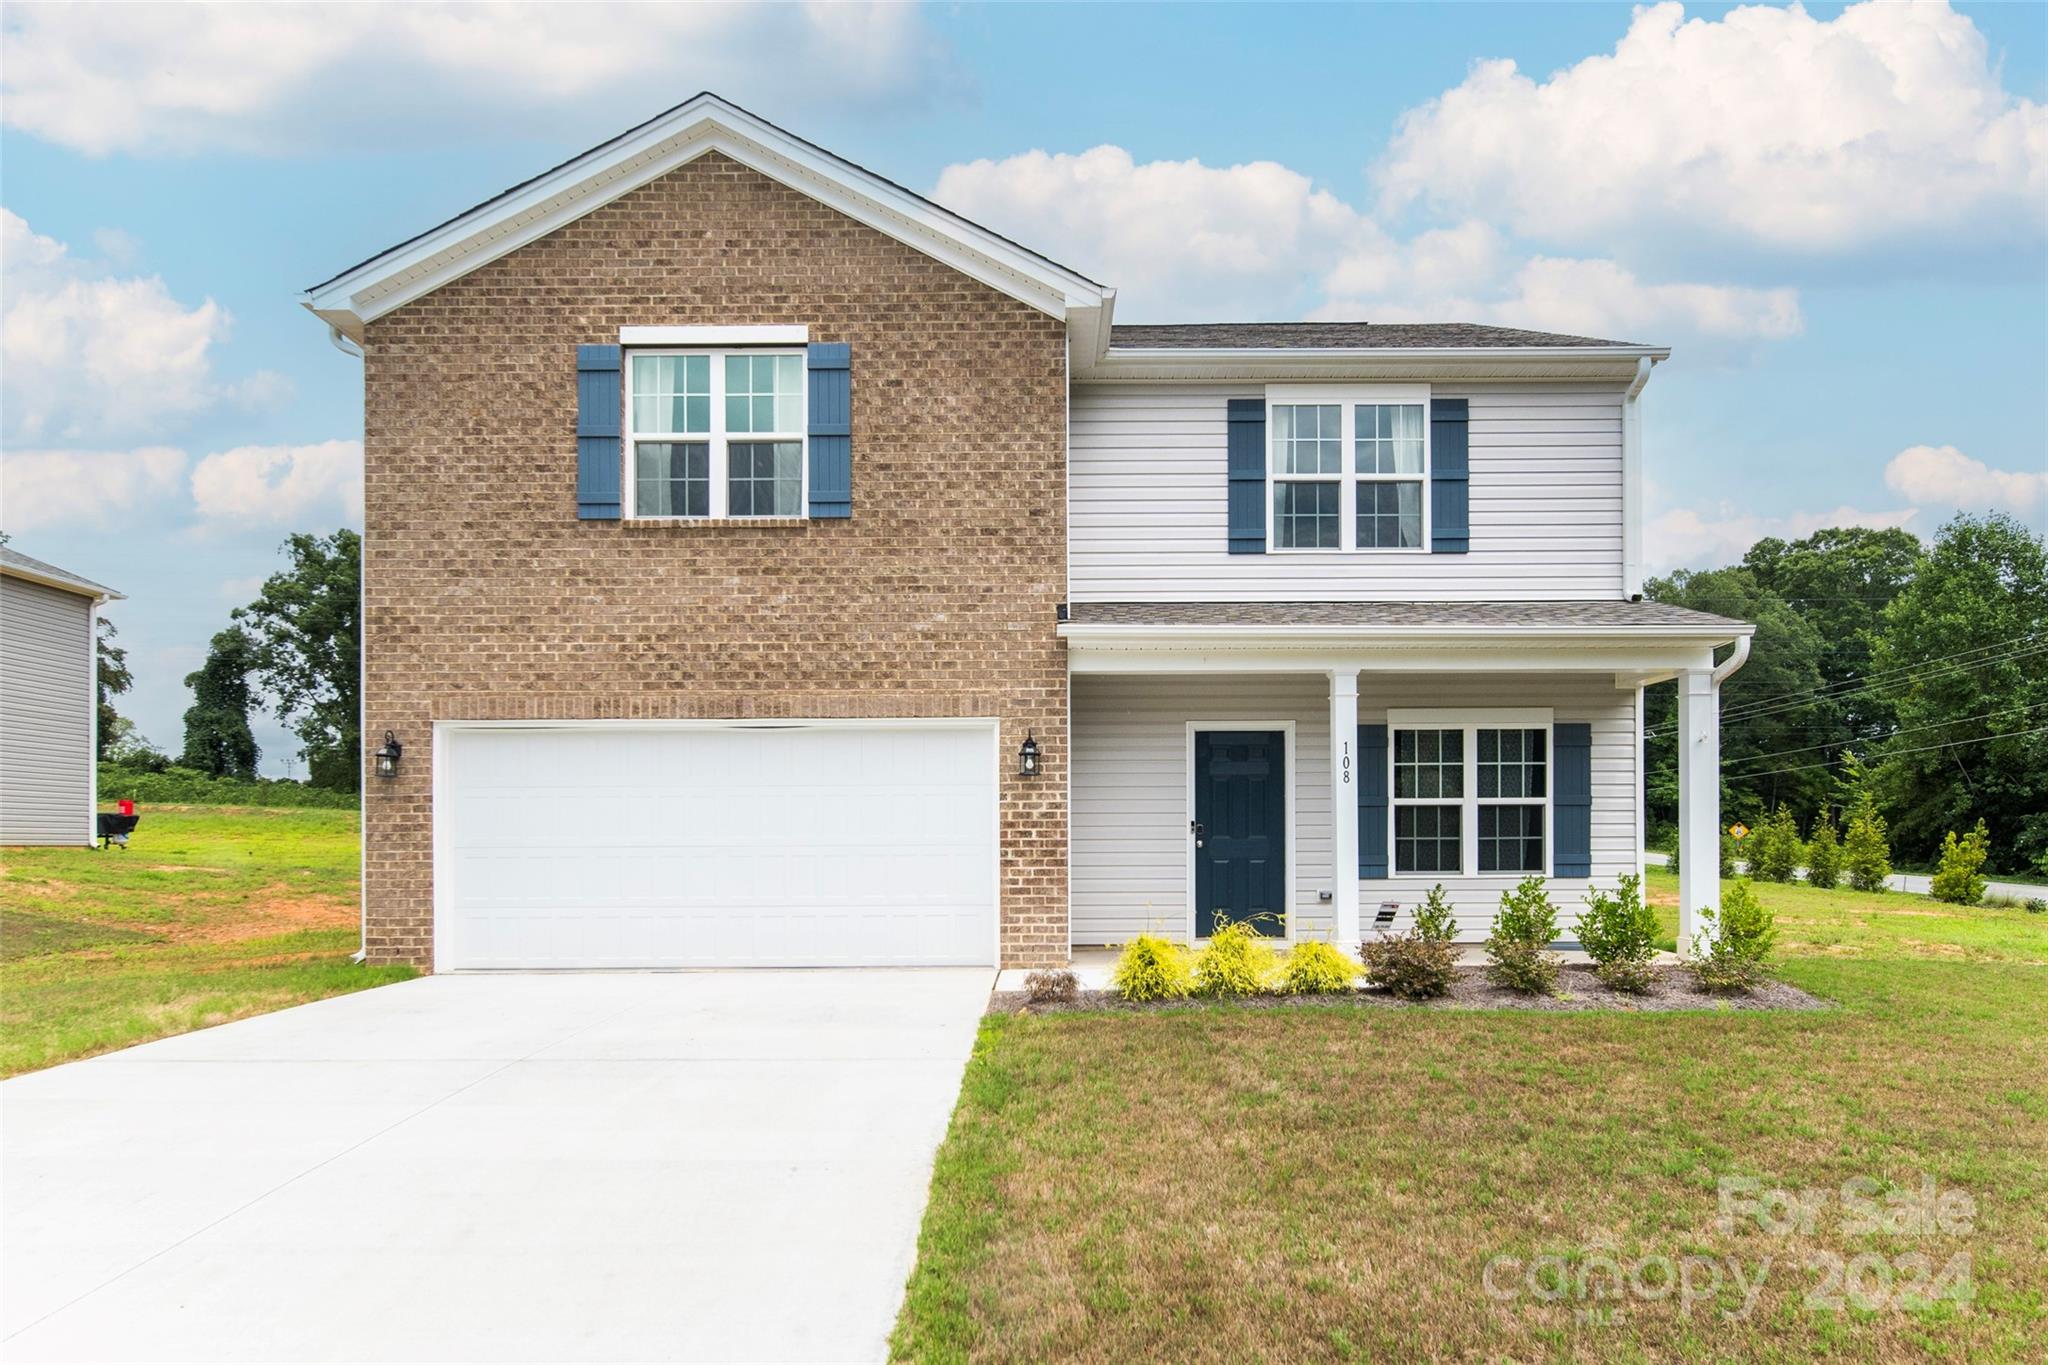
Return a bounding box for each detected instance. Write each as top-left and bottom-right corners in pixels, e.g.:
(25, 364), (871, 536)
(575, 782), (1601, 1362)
(1225, 397), (1469, 554)
(574, 343), (852, 520)
(1355, 723), (1592, 878)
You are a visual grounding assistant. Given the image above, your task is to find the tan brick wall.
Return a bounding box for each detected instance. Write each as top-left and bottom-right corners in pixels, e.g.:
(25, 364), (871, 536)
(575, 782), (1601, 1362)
(360, 152), (1068, 969)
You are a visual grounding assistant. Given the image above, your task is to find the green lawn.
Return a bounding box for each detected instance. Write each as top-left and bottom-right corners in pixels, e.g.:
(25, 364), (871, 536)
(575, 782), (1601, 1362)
(893, 873), (2048, 1362)
(1, 806), (414, 1076)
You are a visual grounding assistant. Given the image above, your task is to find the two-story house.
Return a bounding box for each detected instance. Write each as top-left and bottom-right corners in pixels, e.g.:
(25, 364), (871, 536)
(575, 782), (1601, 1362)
(304, 94), (1749, 972)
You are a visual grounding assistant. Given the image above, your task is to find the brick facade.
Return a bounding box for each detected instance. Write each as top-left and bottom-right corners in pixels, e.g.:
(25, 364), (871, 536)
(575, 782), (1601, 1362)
(360, 152), (1069, 969)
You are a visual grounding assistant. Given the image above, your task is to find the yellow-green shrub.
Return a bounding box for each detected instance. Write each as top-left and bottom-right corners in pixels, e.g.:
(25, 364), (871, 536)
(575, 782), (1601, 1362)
(1111, 934), (1193, 1001)
(1280, 940), (1361, 995)
(1193, 919), (1279, 997)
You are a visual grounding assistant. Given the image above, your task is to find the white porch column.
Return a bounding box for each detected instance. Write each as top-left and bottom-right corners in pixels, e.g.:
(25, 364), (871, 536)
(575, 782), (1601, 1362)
(1676, 666), (1720, 950)
(1330, 669), (1360, 947)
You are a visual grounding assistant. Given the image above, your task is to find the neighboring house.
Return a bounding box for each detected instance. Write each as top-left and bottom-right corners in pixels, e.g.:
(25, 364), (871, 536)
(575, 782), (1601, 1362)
(0, 547), (124, 846)
(304, 94), (1749, 971)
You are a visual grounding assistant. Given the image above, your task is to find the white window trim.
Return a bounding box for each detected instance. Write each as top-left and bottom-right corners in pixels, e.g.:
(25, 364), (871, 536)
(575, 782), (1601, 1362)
(620, 325), (808, 346)
(1265, 384), (1430, 554)
(623, 348), (808, 521)
(1385, 707), (1555, 878)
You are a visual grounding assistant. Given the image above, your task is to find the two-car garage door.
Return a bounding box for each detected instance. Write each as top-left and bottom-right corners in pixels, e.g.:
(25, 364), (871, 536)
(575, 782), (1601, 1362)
(436, 722), (998, 969)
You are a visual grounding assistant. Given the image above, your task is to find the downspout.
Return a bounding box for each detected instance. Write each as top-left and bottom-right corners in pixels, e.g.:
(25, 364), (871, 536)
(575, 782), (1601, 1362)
(1713, 633), (1752, 685)
(326, 323), (371, 963)
(328, 325), (365, 360)
(1621, 355), (1653, 600)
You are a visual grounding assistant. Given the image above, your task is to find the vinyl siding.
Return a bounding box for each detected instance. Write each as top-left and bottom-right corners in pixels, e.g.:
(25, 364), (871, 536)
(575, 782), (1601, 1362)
(1072, 674), (1331, 944)
(1069, 383), (1626, 600)
(1071, 672), (1638, 946)
(1, 575), (94, 845)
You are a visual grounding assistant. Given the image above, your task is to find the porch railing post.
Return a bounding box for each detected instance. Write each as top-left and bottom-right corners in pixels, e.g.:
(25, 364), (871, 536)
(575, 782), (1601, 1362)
(1330, 669), (1361, 949)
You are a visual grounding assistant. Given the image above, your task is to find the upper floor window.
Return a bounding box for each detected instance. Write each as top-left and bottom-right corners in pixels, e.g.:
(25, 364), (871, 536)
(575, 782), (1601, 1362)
(626, 350), (805, 519)
(1268, 388), (1428, 551)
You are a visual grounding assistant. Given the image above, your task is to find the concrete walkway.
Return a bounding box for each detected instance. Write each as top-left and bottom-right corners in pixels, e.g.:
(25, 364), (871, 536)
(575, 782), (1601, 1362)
(1, 970), (993, 1364)
(1642, 849), (2044, 901)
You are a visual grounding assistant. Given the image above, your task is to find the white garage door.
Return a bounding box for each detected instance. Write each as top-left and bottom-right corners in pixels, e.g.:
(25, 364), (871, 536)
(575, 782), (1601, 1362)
(436, 723), (998, 969)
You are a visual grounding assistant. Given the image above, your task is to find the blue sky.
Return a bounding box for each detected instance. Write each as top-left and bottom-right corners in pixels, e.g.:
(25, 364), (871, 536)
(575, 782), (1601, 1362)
(3, 1), (2043, 774)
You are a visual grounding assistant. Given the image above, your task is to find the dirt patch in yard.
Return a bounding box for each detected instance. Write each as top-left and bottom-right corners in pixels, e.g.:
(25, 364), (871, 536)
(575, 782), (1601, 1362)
(162, 891), (355, 944)
(991, 965), (1830, 1016)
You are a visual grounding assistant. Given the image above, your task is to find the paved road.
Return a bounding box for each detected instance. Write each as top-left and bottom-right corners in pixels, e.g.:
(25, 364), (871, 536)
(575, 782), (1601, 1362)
(2, 969), (992, 1363)
(1642, 849), (2043, 901)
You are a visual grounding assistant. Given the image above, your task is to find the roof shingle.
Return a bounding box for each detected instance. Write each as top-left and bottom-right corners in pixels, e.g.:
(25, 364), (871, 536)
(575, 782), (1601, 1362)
(1109, 322), (1650, 351)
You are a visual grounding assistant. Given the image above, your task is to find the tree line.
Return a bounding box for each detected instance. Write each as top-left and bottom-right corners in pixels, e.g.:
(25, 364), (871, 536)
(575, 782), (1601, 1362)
(1645, 512), (2047, 878)
(99, 530), (362, 794)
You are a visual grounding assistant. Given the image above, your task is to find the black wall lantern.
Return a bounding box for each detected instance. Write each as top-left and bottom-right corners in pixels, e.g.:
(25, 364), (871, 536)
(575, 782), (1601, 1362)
(374, 730), (404, 779)
(1018, 730), (1042, 778)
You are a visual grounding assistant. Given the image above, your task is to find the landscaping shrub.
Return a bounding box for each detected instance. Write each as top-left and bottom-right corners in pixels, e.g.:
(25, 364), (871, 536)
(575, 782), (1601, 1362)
(1843, 795), (1893, 892)
(1575, 874), (1661, 994)
(1930, 820), (1991, 905)
(1022, 968), (1078, 1005)
(1412, 883), (1458, 943)
(1111, 935), (1193, 1002)
(1484, 876), (1561, 995)
(1193, 918), (1278, 997)
(1803, 807), (1843, 890)
(1360, 932), (1459, 1001)
(2027, 898), (2047, 915)
(1686, 881), (1778, 993)
(1280, 941), (1361, 995)
(1751, 805), (1803, 883)
(97, 762), (357, 810)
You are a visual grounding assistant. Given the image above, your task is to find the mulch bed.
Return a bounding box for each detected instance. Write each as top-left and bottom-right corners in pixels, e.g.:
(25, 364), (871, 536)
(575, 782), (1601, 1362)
(990, 965), (1830, 1016)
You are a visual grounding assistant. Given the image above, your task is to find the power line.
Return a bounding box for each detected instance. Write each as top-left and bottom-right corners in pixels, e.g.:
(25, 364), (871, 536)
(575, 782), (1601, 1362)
(1719, 700), (2048, 769)
(1726, 725), (2048, 782)
(1643, 636), (2048, 738)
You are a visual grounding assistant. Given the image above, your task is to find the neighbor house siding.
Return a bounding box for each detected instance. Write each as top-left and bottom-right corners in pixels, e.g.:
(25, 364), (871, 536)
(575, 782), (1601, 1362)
(0, 575), (93, 845)
(1072, 674), (1332, 945)
(1070, 672), (1637, 947)
(1069, 384), (1625, 600)
(361, 150), (1068, 970)
(1358, 673), (1639, 940)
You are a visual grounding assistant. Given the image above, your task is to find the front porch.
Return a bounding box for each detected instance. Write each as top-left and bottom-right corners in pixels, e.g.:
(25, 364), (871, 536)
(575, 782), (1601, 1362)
(1058, 601), (1753, 956)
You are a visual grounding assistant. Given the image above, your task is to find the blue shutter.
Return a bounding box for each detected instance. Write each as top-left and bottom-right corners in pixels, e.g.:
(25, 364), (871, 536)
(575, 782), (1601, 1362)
(1430, 397), (1469, 554)
(1553, 722), (1592, 877)
(576, 345), (622, 520)
(807, 343), (851, 519)
(1358, 723), (1389, 878)
(1226, 398), (1266, 554)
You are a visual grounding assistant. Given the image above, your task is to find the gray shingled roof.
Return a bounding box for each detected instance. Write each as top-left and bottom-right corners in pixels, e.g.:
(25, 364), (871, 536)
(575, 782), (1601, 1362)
(1109, 322), (1649, 351)
(0, 546), (122, 599)
(1063, 600), (1747, 631)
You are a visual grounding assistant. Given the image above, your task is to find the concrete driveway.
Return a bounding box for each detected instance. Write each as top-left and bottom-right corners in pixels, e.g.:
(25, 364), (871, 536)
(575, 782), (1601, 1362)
(1, 969), (992, 1363)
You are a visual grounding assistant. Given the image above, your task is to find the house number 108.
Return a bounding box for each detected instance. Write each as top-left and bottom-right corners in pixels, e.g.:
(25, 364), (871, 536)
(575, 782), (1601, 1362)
(1341, 741), (1351, 784)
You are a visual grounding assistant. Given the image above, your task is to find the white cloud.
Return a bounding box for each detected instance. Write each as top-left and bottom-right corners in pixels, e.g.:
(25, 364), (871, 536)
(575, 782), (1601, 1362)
(1377, 1), (2047, 256)
(0, 210), (287, 442)
(1645, 503), (1919, 571)
(934, 147), (1801, 343)
(1884, 445), (2046, 517)
(0, 446), (189, 533)
(189, 440), (363, 527)
(1, 2), (958, 156)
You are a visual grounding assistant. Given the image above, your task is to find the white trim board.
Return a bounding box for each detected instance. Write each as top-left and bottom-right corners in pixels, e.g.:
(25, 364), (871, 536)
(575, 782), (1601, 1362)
(304, 94), (1110, 338)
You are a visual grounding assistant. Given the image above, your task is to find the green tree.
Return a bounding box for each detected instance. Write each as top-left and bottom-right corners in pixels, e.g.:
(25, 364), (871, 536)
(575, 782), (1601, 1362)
(95, 617), (133, 759)
(1866, 514), (2048, 874)
(180, 627), (260, 779)
(1751, 804), (1803, 882)
(1929, 820), (1991, 906)
(1804, 806), (1843, 890)
(1644, 567), (1827, 831)
(235, 530), (361, 792)
(1843, 792), (1893, 893)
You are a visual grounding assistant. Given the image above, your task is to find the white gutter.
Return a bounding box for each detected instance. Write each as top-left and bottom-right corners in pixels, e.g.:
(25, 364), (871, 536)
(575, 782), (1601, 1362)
(328, 325), (365, 359)
(1622, 354), (1655, 599)
(1101, 344), (1671, 364)
(1712, 632), (1752, 685)
(1058, 621), (1754, 643)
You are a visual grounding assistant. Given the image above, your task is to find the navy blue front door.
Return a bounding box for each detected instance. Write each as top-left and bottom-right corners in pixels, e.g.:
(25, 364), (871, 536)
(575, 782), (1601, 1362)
(1194, 730), (1286, 939)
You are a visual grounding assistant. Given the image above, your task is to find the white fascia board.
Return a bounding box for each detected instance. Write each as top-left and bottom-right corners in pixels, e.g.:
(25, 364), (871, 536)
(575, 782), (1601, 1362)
(1074, 346), (1670, 385)
(304, 96), (1108, 338)
(620, 325), (809, 346)
(0, 564), (123, 603)
(1066, 640), (1725, 676)
(1056, 621), (1753, 645)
